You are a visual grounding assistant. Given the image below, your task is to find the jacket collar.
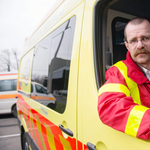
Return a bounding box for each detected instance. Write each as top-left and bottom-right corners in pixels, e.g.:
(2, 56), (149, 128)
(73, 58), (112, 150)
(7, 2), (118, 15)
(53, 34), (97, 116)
(125, 51), (149, 84)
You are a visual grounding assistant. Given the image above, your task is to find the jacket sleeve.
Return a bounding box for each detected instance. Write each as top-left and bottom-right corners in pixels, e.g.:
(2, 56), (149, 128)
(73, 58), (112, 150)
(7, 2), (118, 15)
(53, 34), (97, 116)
(97, 65), (150, 140)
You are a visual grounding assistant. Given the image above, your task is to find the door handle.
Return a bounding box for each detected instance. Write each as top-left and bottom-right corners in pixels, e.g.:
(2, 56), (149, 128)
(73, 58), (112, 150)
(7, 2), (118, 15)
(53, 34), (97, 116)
(87, 142), (96, 150)
(59, 124), (73, 137)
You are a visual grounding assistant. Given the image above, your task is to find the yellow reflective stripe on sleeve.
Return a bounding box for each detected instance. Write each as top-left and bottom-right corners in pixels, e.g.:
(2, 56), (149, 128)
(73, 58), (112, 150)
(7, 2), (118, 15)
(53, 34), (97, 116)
(125, 105), (149, 137)
(98, 83), (130, 97)
(114, 61), (141, 105)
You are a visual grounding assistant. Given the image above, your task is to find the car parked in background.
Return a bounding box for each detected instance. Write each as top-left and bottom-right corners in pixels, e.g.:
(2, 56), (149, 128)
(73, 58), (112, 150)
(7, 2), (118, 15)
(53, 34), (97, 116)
(31, 82), (56, 109)
(0, 72), (18, 117)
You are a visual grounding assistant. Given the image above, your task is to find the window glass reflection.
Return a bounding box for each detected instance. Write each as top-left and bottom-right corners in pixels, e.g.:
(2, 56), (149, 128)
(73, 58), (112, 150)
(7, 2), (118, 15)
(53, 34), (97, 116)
(115, 21), (126, 45)
(31, 16), (76, 113)
(112, 19), (128, 64)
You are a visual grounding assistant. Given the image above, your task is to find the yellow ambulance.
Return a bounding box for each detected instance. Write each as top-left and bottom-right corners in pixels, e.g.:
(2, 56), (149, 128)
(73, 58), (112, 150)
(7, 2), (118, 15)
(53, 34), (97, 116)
(17, 0), (150, 149)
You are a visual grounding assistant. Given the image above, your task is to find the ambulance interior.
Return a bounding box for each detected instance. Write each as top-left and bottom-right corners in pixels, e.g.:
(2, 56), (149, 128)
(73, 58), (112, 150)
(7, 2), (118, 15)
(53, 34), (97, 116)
(95, 0), (150, 86)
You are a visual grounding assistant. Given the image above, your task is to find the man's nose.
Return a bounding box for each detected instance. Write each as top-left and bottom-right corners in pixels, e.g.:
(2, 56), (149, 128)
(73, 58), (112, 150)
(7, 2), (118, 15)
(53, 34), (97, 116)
(136, 40), (144, 49)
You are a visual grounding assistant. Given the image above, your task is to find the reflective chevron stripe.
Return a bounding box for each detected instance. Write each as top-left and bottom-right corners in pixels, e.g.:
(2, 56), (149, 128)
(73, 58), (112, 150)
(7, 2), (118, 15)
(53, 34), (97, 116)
(125, 105), (149, 137)
(114, 61), (141, 105)
(98, 83), (130, 97)
(17, 97), (85, 150)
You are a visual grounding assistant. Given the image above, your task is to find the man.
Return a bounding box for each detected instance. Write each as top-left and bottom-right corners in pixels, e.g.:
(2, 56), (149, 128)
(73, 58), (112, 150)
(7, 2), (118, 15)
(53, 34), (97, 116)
(98, 17), (150, 140)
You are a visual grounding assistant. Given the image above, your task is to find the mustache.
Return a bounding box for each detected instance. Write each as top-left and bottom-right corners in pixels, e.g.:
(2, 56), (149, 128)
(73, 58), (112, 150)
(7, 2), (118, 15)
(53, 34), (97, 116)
(134, 49), (150, 56)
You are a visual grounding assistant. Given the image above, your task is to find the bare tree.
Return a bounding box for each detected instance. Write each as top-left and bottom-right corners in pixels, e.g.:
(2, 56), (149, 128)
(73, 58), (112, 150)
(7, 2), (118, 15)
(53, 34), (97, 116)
(0, 49), (20, 72)
(0, 49), (11, 71)
(12, 48), (20, 70)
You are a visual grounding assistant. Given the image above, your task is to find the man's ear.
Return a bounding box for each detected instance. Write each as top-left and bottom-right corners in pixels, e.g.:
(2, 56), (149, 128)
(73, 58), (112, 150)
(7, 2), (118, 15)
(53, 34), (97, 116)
(124, 41), (129, 50)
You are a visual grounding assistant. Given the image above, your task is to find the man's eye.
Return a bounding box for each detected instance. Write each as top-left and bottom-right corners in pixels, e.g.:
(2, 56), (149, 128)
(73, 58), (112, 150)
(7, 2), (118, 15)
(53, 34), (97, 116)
(143, 36), (150, 41)
(130, 39), (137, 44)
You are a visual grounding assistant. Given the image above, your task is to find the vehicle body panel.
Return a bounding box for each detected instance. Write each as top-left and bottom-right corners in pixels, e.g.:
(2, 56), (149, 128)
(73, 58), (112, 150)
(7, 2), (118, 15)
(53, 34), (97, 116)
(17, 0), (150, 149)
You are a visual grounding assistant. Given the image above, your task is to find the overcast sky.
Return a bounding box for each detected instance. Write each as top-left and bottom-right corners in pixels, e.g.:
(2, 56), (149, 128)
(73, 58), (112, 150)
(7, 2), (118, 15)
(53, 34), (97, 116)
(0, 0), (55, 53)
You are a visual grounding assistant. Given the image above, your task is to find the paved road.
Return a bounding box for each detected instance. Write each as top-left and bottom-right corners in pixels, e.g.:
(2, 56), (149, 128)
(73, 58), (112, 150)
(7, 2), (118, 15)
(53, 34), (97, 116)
(0, 114), (22, 150)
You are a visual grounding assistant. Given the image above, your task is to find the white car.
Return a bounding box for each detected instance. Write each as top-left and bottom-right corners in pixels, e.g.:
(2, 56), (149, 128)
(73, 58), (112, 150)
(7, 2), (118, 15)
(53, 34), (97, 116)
(0, 72), (18, 117)
(31, 82), (56, 109)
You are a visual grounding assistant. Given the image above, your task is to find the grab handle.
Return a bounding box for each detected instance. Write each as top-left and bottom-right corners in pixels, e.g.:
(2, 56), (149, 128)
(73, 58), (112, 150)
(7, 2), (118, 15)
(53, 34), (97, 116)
(59, 124), (73, 137)
(87, 142), (96, 150)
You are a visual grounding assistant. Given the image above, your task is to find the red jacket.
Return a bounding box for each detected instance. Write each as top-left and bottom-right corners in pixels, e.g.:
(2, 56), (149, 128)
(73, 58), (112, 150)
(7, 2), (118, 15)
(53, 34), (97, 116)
(98, 51), (150, 140)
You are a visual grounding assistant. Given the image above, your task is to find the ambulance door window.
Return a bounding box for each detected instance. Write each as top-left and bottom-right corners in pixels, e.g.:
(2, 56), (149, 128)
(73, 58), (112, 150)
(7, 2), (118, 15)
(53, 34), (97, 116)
(31, 16), (76, 113)
(31, 30), (54, 108)
(48, 16), (76, 113)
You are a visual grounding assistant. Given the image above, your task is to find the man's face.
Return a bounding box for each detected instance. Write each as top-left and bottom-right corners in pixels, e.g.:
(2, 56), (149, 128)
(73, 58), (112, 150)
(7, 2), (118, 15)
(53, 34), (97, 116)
(125, 20), (150, 68)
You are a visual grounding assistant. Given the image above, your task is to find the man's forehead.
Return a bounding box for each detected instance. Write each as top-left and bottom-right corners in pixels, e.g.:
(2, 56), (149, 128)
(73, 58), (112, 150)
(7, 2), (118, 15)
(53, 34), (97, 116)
(126, 21), (150, 36)
(127, 19), (150, 29)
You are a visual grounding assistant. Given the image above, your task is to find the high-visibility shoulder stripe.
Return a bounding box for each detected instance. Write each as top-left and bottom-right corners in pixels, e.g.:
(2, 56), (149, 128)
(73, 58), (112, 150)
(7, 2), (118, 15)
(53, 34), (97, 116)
(125, 105), (149, 137)
(114, 61), (141, 105)
(98, 83), (130, 97)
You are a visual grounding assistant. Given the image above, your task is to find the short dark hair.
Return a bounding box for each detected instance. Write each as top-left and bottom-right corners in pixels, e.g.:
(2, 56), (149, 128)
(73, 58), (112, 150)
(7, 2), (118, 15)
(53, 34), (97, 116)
(124, 17), (150, 41)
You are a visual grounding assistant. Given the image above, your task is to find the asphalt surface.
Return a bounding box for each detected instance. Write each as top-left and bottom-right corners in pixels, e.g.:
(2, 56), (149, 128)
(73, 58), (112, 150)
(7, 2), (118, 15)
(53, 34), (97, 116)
(0, 114), (22, 150)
